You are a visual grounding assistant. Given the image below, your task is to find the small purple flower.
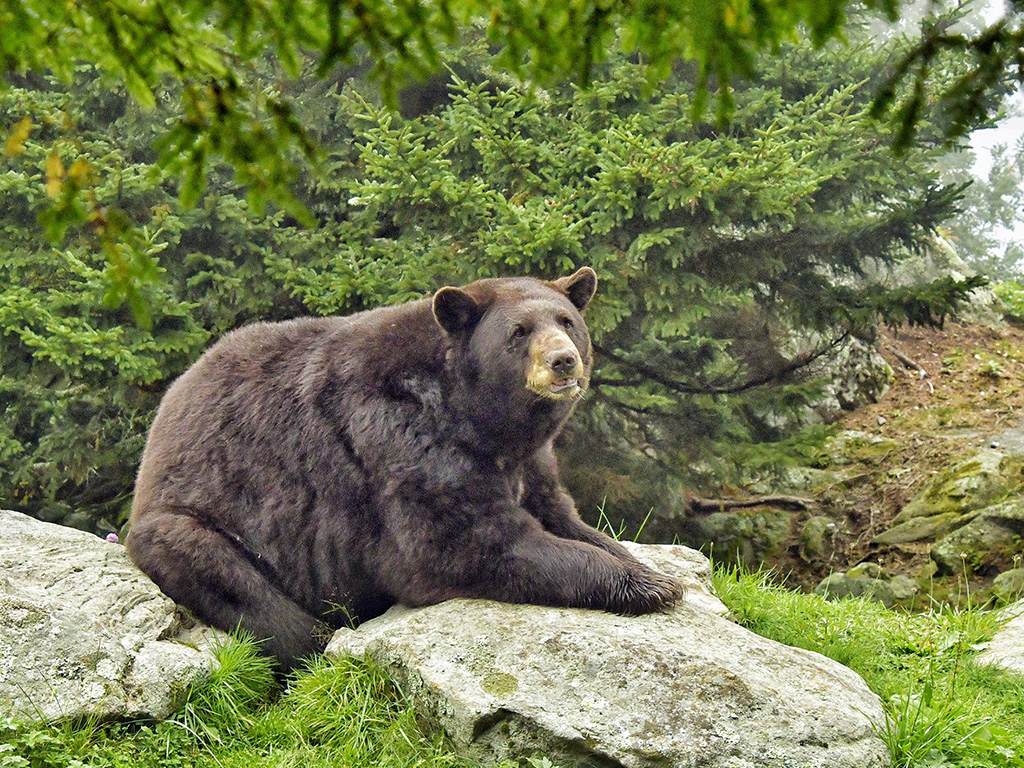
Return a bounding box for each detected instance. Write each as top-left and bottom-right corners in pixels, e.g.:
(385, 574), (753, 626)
(105, 532), (119, 544)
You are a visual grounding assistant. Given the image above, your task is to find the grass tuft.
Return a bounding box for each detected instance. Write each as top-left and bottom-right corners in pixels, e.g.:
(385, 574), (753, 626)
(713, 565), (1023, 768)
(170, 634), (277, 747)
(877, 681), (993, 768)
(0, 638), (477, 768)
(263, 654), (466, 766)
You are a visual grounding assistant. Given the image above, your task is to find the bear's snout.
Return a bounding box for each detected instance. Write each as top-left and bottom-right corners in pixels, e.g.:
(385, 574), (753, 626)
(526, 327), (587, 400)
(547, 348), (579, 378)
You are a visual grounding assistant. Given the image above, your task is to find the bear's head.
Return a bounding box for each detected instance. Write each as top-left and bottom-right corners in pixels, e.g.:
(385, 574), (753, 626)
(432, 268), (597, 436)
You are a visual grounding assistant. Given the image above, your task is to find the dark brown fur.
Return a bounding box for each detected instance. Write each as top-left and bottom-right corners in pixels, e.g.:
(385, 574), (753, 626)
(127, 269), (683, 670)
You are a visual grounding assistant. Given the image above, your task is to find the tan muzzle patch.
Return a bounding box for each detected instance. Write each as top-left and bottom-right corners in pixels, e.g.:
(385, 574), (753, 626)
(525, 328), (586, 400)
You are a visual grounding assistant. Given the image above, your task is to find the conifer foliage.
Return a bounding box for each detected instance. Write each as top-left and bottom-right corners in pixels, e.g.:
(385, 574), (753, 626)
(1, 41), (982, 531)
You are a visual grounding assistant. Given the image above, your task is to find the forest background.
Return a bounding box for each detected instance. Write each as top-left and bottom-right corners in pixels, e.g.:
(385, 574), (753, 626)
(2, 0), (1023, 544)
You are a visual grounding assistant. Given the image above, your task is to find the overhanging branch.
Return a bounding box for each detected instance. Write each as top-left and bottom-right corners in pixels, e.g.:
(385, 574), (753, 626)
(592, 330), (851, 397)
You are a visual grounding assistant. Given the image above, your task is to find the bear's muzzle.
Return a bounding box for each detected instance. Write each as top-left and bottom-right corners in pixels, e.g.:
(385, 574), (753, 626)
(526, 328), (587, 400)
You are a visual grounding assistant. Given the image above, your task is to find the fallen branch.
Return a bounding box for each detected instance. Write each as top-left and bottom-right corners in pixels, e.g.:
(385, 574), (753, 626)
(884, 343), (928, 378)
(685, 493), (817, 513)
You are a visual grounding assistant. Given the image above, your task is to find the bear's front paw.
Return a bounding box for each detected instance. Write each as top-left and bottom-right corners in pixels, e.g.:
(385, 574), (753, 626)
(612, 566), (685, 615)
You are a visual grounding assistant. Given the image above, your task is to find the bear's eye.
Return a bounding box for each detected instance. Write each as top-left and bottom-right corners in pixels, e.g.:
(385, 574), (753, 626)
(560, 317), (574, 331)
(511, 325), (527, 341)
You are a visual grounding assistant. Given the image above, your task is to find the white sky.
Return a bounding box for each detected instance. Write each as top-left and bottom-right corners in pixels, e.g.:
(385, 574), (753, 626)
(960, 2), (1024, 244)
(969, 2), (1023, 175)
(970, 113), (1024, 177)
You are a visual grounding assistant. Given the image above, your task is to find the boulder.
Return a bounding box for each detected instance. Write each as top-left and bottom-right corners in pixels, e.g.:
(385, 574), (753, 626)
(807, 337), (894, 421)
(691, 508), (795, 570)
(977, 601), (1024, 676)
(814, 563), (919, 608)
(929, 499), (1024, 575)
(327, 542), (890, 768)
(993, 569), (1024, 603)
(0, 510), (222, 723)
(872, 513), (966, 546)
(759, 335), (893, 430)
(799, 516), (838, 562)
(874, 451), (1024, 545)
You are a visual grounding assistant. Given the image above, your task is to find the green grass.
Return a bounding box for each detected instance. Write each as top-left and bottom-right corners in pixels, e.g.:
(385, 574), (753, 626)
(714, 567), (1024, 768)
(3, 582), (1023, 768)
(1, 639), (475, 768)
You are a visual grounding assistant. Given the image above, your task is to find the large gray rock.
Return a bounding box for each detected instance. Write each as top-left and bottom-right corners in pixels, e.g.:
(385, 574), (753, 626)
(762, 334), (893, 430)
(806, 336), (894, 420)
(327, 542), (889, 768)
(977, 601), (1024, 676)
(0, 510), (222, 722)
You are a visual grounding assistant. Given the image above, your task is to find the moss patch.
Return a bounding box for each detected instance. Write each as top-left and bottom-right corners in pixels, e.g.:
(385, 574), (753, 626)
(480, 671), (519, 698)
(873, 511), (970, 545)
(819, 432), (899, 466)
(894, 451), (1024, 523)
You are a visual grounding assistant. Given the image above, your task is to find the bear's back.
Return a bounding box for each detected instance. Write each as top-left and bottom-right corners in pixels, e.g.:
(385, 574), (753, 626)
(132, 317), (332, 513)
(132, 301), (439, 519)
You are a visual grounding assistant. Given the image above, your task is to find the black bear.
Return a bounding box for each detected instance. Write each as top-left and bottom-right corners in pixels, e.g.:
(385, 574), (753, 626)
(127, 268), (683, 670)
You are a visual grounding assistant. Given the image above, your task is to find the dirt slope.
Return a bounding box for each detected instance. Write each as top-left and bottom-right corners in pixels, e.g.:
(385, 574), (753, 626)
(775, 320), (1024, 599)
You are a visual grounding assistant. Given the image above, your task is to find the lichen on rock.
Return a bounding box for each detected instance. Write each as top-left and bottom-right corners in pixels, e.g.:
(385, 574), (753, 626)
(929, 498), (1024, 576)
(874, 450), (1024, 546)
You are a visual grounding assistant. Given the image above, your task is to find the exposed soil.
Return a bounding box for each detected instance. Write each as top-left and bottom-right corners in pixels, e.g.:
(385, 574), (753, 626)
(774, 319), (1024, 597)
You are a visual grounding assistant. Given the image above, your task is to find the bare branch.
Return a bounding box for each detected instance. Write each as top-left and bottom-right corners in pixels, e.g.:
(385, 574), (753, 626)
(592, 330), (851, 397)
(884, 342), (929, 378)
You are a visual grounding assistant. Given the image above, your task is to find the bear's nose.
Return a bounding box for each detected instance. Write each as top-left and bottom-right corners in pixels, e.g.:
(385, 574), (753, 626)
(547, 349), (578, 377)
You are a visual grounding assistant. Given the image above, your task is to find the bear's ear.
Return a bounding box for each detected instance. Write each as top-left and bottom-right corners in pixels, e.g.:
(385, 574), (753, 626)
(432, 287), (482, 335)
(553, 267), (597, 312)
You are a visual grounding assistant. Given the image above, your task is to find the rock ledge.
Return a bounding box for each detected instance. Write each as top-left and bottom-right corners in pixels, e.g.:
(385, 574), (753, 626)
(1, 510), (221, 723)
(328, 542), (890, 768)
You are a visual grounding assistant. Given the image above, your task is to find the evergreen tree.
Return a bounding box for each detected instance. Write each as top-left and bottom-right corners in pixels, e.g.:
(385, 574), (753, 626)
(4, 0), (1024, 305)
(0, 39), (983, 533)
(0, 69), (313, 530)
